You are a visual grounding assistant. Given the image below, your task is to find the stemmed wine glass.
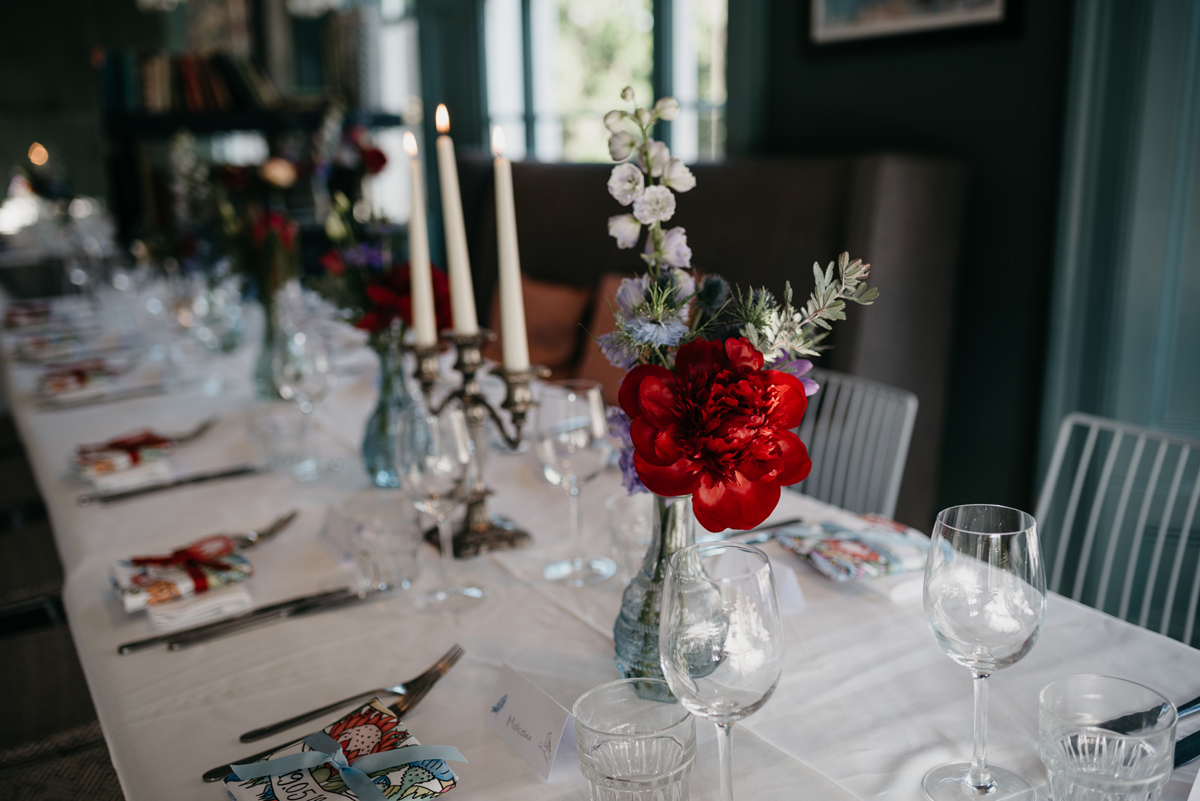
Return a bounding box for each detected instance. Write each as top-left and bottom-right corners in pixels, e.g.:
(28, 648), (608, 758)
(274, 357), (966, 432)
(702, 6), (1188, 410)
(922, 504), (1046, 800)
(534, 380), (616, 586)
(660, 542), (784, 801)
(272, 321), (332, 481)
(402, 406), (486, 614)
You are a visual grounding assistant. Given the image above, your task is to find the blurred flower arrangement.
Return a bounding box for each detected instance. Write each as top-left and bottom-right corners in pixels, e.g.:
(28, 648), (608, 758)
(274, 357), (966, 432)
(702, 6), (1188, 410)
(600, 87), (879, 532)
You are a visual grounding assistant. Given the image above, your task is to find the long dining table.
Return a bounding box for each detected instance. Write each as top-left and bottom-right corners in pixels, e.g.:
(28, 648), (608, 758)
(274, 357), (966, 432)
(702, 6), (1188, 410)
(4, 312), (1200, 801)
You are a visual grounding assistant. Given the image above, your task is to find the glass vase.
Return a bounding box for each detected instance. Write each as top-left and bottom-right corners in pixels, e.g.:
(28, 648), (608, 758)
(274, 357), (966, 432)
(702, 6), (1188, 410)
(253, 299), (278, 399)
(613, 493), (696, 701)
(361, 336), (423, 488)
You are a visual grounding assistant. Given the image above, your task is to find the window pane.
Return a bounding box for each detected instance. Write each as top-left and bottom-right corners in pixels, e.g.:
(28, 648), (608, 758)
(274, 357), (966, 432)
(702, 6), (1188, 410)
(369, 16), (422, 221)
(673, 0), (726, 163)
(537, 0), (653, 163)
(486, 0), (527, 159)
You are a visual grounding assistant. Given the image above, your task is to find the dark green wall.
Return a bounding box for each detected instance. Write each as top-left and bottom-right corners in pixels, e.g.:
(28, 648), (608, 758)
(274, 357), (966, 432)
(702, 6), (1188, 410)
(0, 0), (166, 198)
(750, 1), (1075, 515)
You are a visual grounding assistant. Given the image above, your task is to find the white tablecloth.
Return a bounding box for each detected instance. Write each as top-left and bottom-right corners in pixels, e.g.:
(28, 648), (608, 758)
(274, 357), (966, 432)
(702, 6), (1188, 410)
(5, 328), (1199, 801)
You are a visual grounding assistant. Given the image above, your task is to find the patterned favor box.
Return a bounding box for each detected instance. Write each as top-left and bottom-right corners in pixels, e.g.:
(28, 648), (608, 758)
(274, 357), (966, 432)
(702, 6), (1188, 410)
(224, 699), (460, 800)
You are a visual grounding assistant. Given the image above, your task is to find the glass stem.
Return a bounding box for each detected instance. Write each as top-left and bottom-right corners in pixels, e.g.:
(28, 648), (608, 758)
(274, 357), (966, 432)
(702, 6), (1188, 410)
(568, 484), (582, 562)
(969, 671), (993, 790)
(299, 405), (313, 468)
(436, 513), (455, 590)
(716, 722), (734, 801)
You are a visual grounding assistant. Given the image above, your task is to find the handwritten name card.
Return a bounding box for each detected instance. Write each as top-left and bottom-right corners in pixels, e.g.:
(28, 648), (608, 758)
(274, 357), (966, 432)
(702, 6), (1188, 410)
(484, 663), (576, 781)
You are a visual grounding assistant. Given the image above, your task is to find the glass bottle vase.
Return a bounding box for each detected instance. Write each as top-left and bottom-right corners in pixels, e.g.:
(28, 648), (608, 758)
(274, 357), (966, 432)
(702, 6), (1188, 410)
(361, 337), (423, 488)
(253, 299), (278, 399)
(613, 493), (696, 701)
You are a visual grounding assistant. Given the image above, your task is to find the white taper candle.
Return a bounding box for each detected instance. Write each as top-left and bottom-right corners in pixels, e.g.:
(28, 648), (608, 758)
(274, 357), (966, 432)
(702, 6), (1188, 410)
(404, 133), (437, 347)
(491, 126), (530, 371)
(434, 104), (479, 336)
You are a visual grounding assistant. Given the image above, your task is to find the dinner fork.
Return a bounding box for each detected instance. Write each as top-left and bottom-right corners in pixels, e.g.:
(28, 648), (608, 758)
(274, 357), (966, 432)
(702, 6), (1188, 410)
(200, 644), (465, 782)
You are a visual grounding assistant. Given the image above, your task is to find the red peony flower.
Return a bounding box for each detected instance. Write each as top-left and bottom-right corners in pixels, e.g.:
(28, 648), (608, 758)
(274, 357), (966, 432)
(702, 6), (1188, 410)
(354, 263), (453, 334)
(361, 147), (388, 175)
(251, 210), (297, 253)
(319, 248), (345, 276)
(619, 337), (812, 532)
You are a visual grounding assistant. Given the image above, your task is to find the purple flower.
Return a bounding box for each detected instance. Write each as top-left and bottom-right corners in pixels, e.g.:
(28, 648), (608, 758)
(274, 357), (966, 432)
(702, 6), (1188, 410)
(774, 354), (819, 396)
(607, 408), (646, 494)
(618, 446), (647, 493)
(615, 275), (650, 318)
(597, 331), (639, 369)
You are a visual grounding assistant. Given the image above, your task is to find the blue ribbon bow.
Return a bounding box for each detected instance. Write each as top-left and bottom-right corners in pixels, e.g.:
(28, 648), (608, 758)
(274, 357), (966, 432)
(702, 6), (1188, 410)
(230, 731), (466, 801)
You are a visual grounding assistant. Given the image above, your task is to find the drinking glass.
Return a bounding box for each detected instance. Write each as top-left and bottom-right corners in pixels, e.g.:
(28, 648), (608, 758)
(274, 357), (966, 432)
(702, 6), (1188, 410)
(1039, 675), (1177, 801)
(342, 491), (422, 592)
(402, 407), (485, 614)
(605, 491), (653, 585)
(922, 504), (1047, 800)
(534, 380), (616, 586)
(272, 322), (332, 481)
(573, 678), (697, 801)
(659, 542), (784, 801)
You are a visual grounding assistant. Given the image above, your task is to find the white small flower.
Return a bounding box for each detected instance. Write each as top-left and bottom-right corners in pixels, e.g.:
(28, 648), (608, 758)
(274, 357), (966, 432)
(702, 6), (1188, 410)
(660, 226), (692, 268)
(654, 97), (680, 121)
(607, 163), (645, 206)
(638, 140), (671, 178)
(604, 110), (626, 134)
(608, 214), (642, 249)
(324, 212), (347, 241)
(608, 131), (637, 161)
(635, 107), (652, 127)
(662, 158), (696, 192)
(621, 86), (636, 102)
(632, 185), (676, 225)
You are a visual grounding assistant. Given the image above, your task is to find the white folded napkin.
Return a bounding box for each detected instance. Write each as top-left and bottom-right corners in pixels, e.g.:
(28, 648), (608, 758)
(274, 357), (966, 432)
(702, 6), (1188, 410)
(92, 460), (173, 492)
(145, 585), (253, 631)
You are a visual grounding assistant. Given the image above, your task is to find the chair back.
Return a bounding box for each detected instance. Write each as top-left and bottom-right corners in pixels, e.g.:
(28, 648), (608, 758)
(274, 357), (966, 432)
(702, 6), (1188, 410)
(1036, 412), (1200, 647)
(791, 368), (917, 519)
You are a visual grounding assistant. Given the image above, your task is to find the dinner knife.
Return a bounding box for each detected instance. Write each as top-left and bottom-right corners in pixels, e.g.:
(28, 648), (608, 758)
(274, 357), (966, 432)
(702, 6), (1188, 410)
(117, 586), (356, 655)
(164, 587), (396, 650)
(77, 464), (265, 506)
(714, 518), (805, 545)
(1099, 693), (1200, 734)
(1176, 728), (1200, 768)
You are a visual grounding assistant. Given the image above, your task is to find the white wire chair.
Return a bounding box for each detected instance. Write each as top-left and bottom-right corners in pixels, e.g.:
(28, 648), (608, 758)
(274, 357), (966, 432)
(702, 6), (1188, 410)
(1036, 412), (1200, 647)
(790, 368), (918, 519)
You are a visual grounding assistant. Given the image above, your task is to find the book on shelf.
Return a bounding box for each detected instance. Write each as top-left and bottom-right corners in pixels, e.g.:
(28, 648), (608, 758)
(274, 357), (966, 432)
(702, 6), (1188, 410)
(99, 49), (282, 116)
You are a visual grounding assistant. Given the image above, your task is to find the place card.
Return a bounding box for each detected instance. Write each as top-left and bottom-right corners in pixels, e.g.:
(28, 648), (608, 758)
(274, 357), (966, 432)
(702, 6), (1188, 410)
(484, 663), (576, 780)
(1188, 770), (1200, 801)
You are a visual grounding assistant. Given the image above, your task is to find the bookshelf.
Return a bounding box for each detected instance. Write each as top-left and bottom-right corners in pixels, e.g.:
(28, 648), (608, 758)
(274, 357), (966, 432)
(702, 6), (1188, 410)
(102, 108), (403, 138)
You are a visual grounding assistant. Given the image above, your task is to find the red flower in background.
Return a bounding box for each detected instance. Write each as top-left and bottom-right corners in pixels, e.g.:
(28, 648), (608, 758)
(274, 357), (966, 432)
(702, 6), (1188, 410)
(619, 337), (811, 532)
(355, 262), (453, 335)
(319, 249), (345, 276)
(361, 147), (388, 175)
(251, 210), (297, 253)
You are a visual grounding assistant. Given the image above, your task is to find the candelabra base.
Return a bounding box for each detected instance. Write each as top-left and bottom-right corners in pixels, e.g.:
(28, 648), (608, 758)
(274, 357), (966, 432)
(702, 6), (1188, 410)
(423, 513), (532, 558)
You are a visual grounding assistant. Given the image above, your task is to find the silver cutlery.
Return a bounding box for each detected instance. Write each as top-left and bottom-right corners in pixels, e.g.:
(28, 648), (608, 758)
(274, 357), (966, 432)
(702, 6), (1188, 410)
(203, 644), (466, 782)
(1100, 692), (1200, 734)
(232, 509), (299, 550)
(169, 415), (220, 444)
(77, 464), (265, 506)
(38, 383), (167, 411)
(238, 644), (466, 743)
(1177, 728), (1200, 768)
(704, 517), (805, 545)
(165, 587), (395, 651)
(116, 585), (355, 655)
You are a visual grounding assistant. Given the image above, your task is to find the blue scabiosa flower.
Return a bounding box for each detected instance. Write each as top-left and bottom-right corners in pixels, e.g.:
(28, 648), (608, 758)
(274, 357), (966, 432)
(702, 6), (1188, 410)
(695, 274), (730, 317)
(628, 316), (688, 347)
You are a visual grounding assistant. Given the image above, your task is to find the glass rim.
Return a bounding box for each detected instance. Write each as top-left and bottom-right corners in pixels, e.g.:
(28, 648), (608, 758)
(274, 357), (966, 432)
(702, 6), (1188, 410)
(541, 378), (603, 393)
(572, 678), (693, 737)
(1040, 674), (1178, 730)
(667, 540), (771, 577)
(935, 504), (1037, 537)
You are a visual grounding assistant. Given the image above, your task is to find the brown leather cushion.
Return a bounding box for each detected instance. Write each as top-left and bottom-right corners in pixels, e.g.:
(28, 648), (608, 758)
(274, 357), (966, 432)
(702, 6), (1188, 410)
(575, 273), (632, 405)
(482, 274), (593, 379)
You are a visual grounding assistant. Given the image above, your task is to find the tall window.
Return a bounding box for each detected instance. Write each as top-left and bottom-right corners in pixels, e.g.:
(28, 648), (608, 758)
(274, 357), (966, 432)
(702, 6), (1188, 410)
(368, 0), (423, 220)
(485, 0), (726, 163)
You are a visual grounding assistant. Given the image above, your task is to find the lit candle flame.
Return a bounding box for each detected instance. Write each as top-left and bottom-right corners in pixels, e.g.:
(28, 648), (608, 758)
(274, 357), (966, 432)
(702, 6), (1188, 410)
(492, 126), (506, 158)
(403, 131), (418, 157)
(435, 104), (450, 134)
(27, 142), (48, 166)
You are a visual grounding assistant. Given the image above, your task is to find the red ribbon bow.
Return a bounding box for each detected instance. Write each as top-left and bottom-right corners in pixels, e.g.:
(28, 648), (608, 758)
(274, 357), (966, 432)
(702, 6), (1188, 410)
(78, 429), (174, 464)
(130, 535), (237, 593)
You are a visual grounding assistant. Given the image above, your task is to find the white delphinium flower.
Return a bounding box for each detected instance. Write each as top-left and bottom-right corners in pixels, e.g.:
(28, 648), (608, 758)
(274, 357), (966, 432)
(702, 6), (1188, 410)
(621, 86), (636, 101)
(653, 97), (680, 120)
(604, 110), (626, 134)
(324, 211), (347, 241)
(607, 163), (645, 206)
(632, 185), (676, 224)
(635, 107), (653, 127)
(638, 140), (671, 177)
(608, 131), (637, 161)
(659, 226), (692, 268)
(662, 158), (696, 192)
(608, 214), (642, 249)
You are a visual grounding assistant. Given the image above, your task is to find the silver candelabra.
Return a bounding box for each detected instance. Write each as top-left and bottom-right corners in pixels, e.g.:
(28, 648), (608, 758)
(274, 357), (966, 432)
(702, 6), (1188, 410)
(413, 330), (547, 557)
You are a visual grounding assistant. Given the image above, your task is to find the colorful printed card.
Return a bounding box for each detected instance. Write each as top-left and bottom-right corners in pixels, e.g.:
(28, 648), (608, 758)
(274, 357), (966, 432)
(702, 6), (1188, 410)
(776, 515), (930, 582)
(224, 699), (459, 801)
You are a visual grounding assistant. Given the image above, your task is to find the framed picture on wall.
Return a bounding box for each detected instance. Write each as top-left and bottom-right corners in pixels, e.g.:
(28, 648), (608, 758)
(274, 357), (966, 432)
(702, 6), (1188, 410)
(809, 0), (1009, 45)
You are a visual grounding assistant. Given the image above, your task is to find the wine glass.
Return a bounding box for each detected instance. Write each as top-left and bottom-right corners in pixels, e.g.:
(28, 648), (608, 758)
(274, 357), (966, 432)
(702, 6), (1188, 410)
(660, 542), (784, 801)
(272, 322), (332, 481)
(534, 380), (616, 586)
(922, 504), (1046, 800)
(402, 406), (486, 614)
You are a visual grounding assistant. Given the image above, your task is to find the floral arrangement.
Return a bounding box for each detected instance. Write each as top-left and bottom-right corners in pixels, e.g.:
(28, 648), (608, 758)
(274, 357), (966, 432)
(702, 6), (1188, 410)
(316, 194), (453, 345)
(600, 88), (878, 532)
